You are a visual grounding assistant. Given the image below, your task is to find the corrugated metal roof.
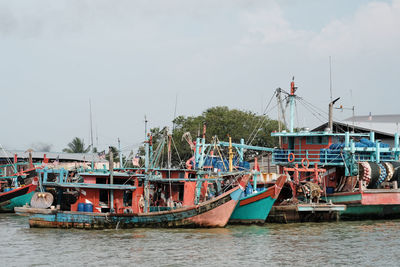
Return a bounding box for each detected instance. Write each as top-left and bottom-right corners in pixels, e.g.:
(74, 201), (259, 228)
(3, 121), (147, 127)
(312, 121), (399, 137)
(0, 150), (107, 162)
(344, 114), (400, 123)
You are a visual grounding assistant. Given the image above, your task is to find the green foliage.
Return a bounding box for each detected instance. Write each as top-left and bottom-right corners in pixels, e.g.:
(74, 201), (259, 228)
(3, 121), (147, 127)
(138, 106), (281, 167)
(106, 146), (124, 163)
(63, 137), (90, 153)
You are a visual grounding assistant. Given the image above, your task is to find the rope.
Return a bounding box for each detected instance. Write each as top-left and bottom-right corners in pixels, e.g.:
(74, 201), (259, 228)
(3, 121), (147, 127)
(0, 144), (17, 173)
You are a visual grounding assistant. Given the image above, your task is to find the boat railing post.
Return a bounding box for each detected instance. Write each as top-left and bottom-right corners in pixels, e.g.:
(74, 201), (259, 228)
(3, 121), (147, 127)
(195, 137), (200, 169)
(325, 149), (328, 164)
(43, 166), (48, 184)
(199, 137), (206, 169)
(376, 141), (380, 163)
(59, 168), (64, 183)
(253, 171), (258, 192)
(239, 138), (244, 163)
(370, 131), (375, 143)
(229, 136), (233, 172)
(345, 132), (350, 147)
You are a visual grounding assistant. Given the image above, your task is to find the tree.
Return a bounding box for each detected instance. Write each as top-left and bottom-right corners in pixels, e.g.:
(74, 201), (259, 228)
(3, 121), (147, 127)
(106, 146), (123, 163)
(63, 137), (90, 153)
(138, 106), (281, 167)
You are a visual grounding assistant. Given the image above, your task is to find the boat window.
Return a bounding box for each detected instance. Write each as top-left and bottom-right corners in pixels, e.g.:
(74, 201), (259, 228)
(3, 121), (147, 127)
(321, 136), (329, 144)
(282, 137), (288, 144)
(312, 136), (320, 144)
(178, 184), (184, 201)
(306, 136), (329, 145)
(99, 189), (109, 205)
(123, 190), (132, 206)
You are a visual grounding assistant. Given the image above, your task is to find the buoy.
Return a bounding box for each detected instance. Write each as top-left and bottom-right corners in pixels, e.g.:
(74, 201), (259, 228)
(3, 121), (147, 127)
(301, 158), (310, 168)
(288, 153), (295, 162)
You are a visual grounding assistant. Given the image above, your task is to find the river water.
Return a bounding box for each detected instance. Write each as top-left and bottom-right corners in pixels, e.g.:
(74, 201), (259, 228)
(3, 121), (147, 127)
(1, 213), (400, 266)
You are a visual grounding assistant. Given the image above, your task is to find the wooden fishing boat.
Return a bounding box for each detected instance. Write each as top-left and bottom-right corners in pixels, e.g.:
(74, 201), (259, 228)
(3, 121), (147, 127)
(324, 189), (400, 219)
(0, 158), (39, 213)
(15, 173), (249, 229)
(229, 174), (287, 224)
(0, 182), (38, 212)
(267, 79), (400, 221)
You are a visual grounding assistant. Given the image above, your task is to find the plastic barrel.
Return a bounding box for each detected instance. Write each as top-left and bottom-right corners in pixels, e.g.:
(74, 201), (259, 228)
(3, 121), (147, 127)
(77, 203), (85, 212)
(84, 203), (93, 212)
(326, 187), (334, 194)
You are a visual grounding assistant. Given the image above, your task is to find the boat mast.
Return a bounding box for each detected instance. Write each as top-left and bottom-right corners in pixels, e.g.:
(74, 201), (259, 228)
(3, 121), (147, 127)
(328, 97), (340, 132)
(89, 98), (94, 151)
(118, 138), (123, 169)
(289, 78), (296, 133)
(109, 149), (114, 213)
(327, 57), (340, 132)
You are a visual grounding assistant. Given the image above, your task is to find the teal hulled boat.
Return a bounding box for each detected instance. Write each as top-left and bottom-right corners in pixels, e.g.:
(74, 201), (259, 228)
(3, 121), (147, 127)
(0, 183), (37, 212)
(229, 174), (286, 224)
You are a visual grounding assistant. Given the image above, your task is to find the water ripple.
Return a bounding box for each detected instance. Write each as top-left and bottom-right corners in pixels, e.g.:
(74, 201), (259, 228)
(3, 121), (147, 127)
(1, 214), (400, 266)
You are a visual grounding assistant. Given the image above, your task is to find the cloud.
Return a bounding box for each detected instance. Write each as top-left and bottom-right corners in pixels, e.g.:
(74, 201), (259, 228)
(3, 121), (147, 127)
(309, 0), (400, 58)
(239, 0), (400, 60)
(240, 2), (312, 45)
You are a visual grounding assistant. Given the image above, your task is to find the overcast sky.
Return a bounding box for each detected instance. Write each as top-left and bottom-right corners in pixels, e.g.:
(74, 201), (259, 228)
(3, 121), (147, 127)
(1, 0), (399, 154)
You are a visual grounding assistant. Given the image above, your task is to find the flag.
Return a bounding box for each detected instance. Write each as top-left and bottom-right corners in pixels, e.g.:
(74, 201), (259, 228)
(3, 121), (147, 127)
(132, 155), (140, 166)
(98, 150), (106, 160)
(53, 155), (59, 166)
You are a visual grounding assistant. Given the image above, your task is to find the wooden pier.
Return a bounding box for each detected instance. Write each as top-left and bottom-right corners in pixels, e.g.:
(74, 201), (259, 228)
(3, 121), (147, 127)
(266, 203), (346, 223)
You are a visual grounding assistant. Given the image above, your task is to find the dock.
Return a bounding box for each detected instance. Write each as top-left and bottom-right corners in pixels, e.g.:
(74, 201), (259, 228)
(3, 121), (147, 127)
(266, 203), (346, 223)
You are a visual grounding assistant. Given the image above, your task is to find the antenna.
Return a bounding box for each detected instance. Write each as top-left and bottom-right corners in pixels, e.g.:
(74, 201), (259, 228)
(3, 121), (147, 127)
(89, 98), (94, 152)
(350, 89), (355, 131)
(172, 93), (178, 131)
(329, 56), (333, 103)
(96, 124), (99, 147)
(144, 115), (148, 138)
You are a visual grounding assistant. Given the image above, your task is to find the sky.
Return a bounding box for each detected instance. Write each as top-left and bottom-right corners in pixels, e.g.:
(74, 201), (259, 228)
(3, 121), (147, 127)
(0, 0), (399, 154)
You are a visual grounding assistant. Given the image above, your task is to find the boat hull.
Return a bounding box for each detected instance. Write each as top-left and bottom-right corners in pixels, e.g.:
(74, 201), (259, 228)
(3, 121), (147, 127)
(229, 192), (276, 224)
(326, 189), (400, 220)
(0, 184), (37, 212)
(229, 174), (287, 224)
(16, 180), (247, 229)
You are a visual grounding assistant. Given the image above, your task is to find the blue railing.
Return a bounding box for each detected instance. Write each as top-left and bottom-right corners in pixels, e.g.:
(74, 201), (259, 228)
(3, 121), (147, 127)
(273, 148), (397, 166)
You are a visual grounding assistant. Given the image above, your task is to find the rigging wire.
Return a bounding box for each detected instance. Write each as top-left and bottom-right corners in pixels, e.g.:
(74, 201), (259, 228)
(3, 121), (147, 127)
(297, 99), (326, 124)
(247, 102), (279, 146)
(171, 136), (185, 168)
(246, 92), (276, 145)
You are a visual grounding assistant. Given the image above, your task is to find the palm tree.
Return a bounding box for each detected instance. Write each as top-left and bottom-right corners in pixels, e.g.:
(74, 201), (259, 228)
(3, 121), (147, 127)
(63, 137), (90, 153)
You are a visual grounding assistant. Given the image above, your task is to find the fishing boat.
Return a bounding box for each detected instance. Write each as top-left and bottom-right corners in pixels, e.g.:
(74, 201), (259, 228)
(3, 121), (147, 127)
(229, 174), (287, 224)
(0, 182), (38, 212)
(15, 135), (250, 229)
(15, 167), (249, 228)
(183, 133), (291, 224)
(0, 156), (39, 212)
(266, 79), (400, 221)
